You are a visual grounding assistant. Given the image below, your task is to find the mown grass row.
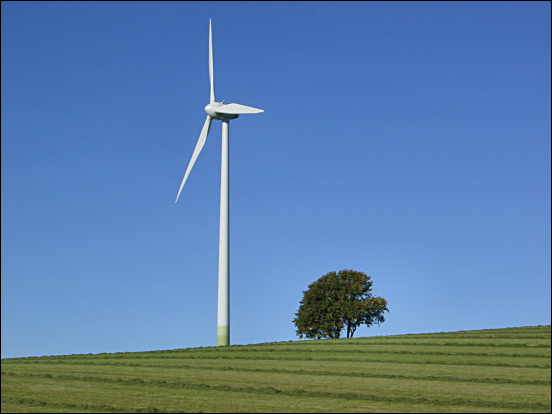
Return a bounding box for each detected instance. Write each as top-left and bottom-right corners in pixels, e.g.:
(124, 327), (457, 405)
(7, 348), (549, 360)
(4, 354), (549, 369)
(3, 362), (550, 385)
(0, 397), (166, 414)
(2, 325), (550, 413)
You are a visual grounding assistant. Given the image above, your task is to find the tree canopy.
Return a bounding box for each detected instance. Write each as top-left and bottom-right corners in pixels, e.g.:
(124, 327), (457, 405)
(293, 269), (388, 339)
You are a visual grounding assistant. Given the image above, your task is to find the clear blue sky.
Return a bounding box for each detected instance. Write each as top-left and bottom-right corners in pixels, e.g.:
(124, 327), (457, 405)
(2, 1), (550, 359)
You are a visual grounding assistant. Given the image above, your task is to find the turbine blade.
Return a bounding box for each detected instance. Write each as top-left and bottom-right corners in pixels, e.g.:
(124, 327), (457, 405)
(209, 19), (216, 102)
(215, 103), (264, 115)
(175, 115), (212, 203)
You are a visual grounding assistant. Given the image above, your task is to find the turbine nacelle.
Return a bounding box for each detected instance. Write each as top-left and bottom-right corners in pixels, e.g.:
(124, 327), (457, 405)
(205, 102), (239, 121)
(205, 101), (263, 121)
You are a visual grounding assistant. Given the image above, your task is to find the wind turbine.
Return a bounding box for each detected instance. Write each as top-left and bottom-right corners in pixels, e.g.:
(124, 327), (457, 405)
(175, 19), (263, 346)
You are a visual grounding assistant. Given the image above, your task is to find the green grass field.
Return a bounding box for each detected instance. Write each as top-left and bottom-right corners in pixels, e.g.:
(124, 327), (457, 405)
(1, 325), (550, 413)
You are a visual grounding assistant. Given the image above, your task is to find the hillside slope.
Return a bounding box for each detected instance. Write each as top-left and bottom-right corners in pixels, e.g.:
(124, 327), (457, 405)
(1, 325), (550, 413)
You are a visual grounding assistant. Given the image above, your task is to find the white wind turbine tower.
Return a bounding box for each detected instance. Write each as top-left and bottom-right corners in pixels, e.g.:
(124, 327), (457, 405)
(175, 19), (263, 346)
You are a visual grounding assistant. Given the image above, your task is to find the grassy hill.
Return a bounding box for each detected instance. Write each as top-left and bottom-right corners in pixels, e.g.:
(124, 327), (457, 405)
(1, 325), (550, 413)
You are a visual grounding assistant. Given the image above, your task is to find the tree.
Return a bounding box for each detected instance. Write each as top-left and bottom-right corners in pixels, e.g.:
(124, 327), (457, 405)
(293, 269), (388, 339)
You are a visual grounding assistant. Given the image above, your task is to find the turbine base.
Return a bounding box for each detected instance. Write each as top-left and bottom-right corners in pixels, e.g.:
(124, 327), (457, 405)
(217, 326), (229, 346)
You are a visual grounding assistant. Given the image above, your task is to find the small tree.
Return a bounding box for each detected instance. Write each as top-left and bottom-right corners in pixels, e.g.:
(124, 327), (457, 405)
(293, 269), (388, 339)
